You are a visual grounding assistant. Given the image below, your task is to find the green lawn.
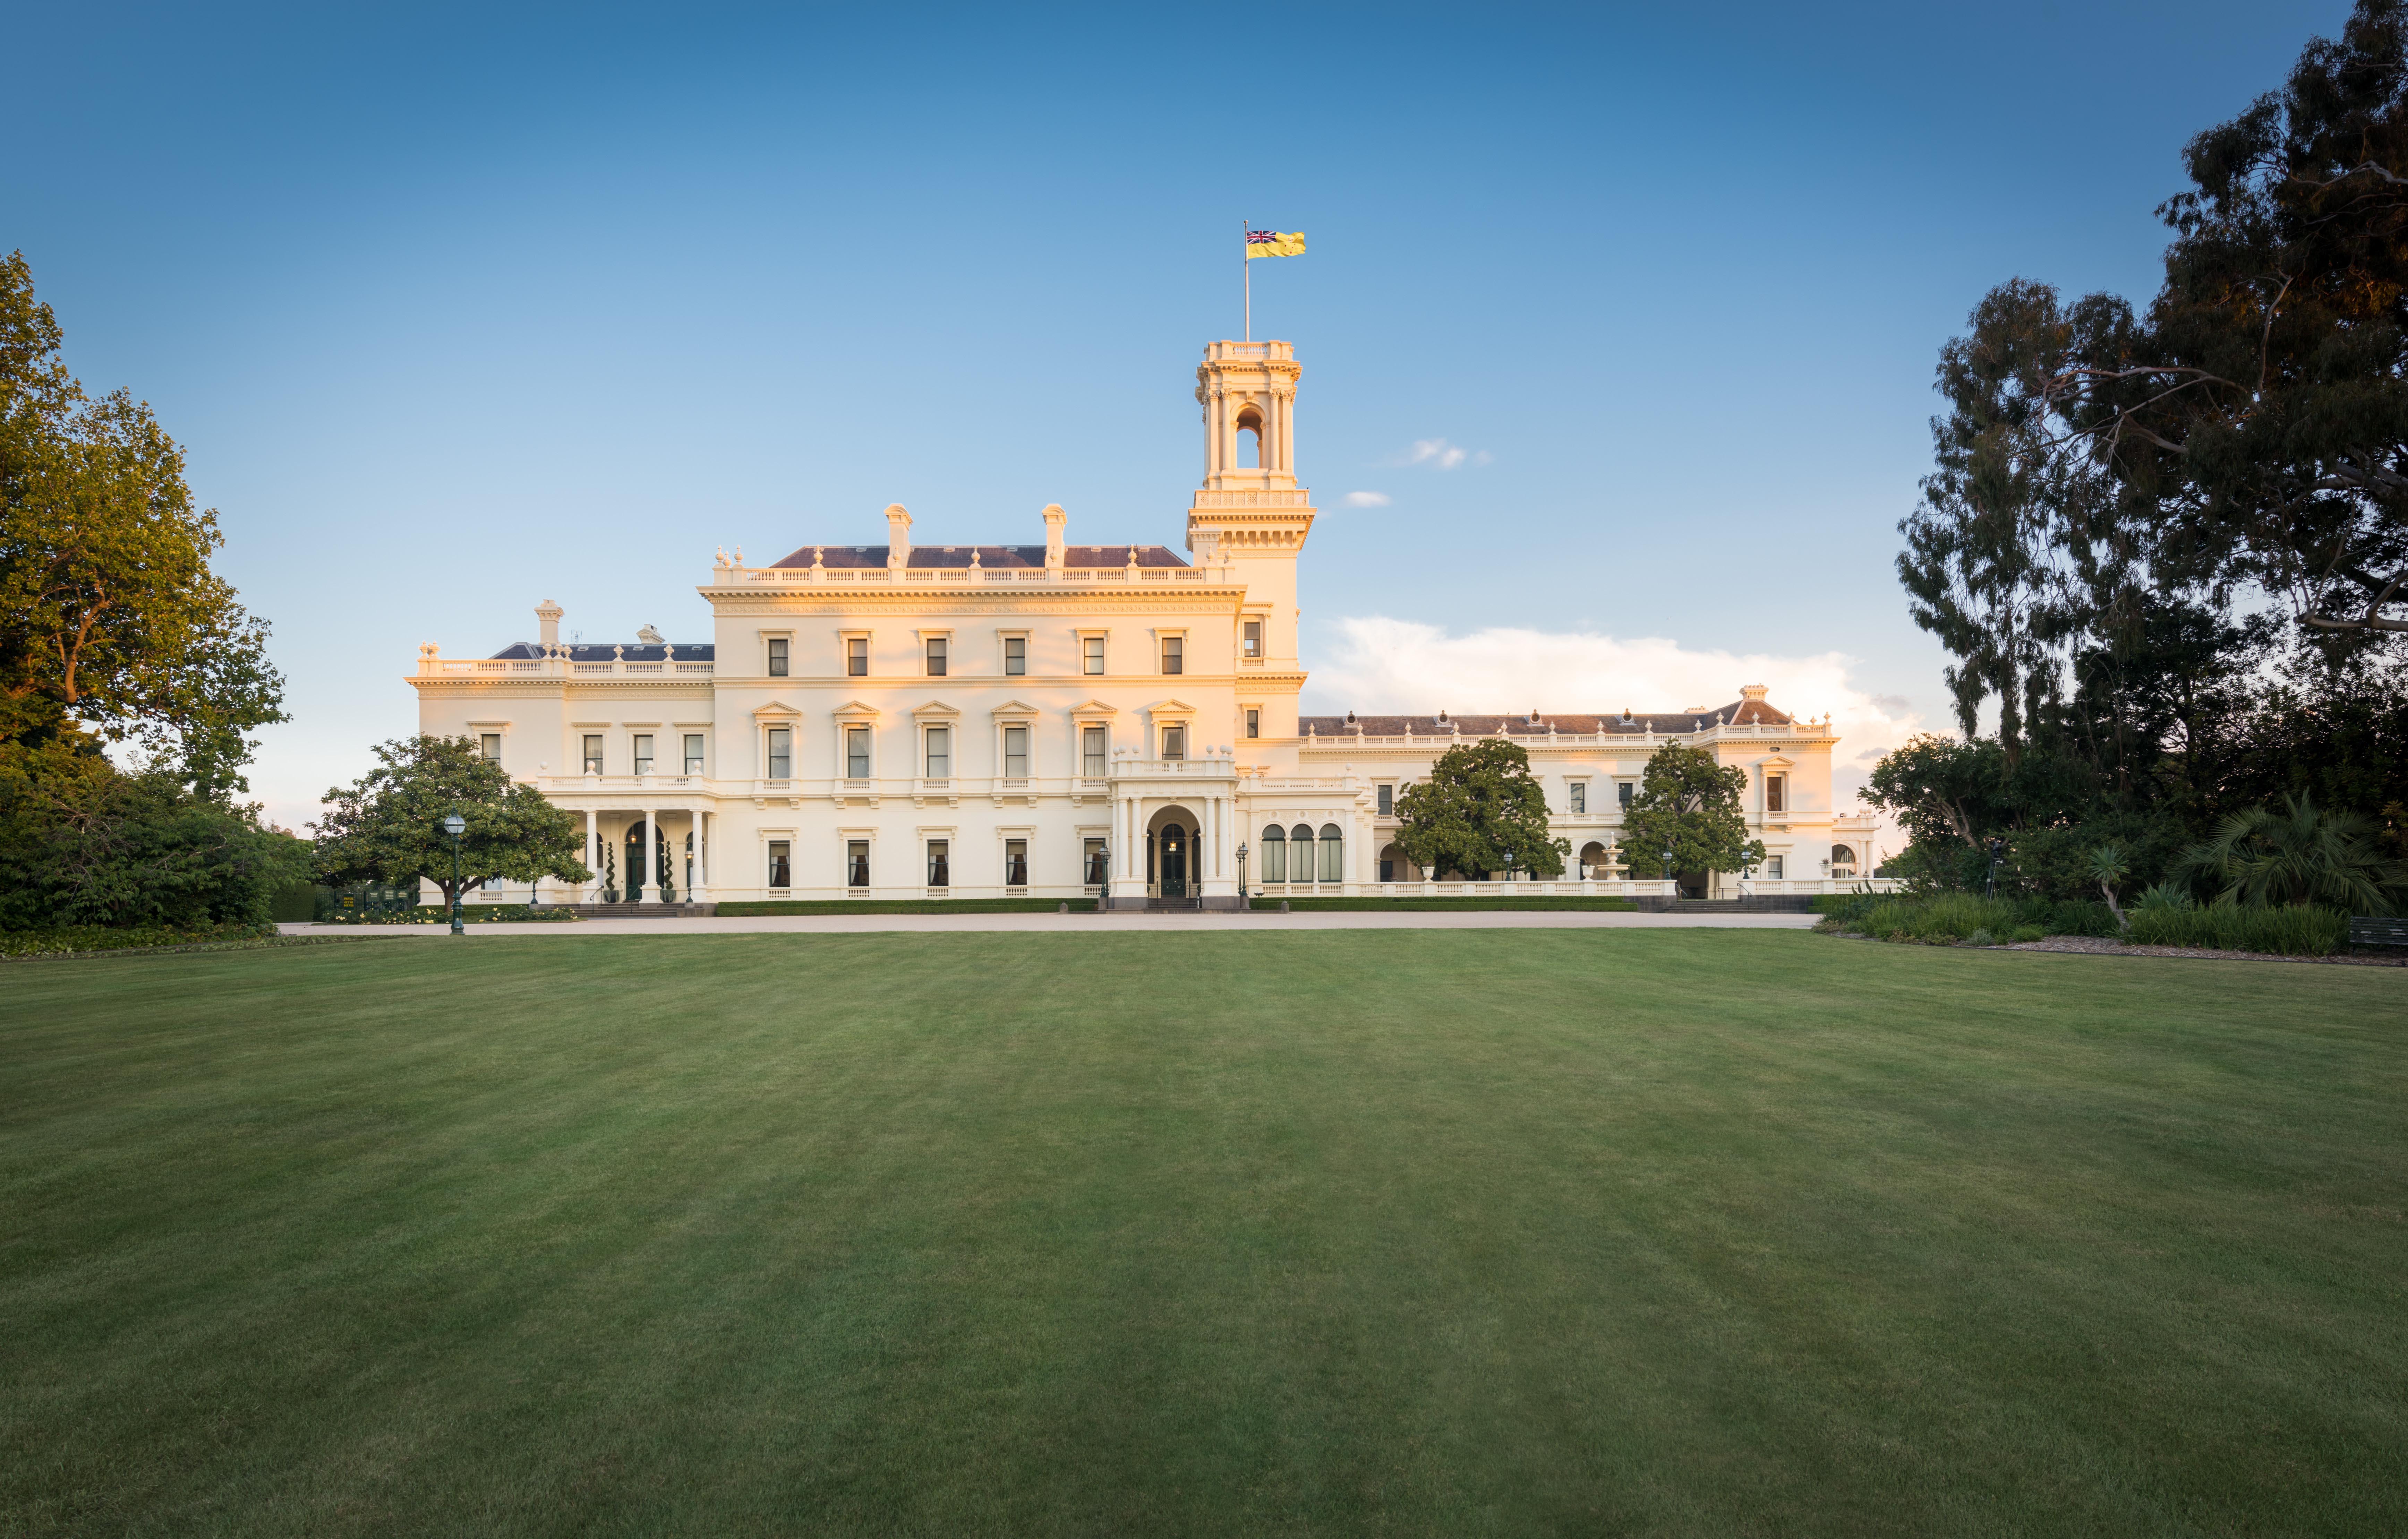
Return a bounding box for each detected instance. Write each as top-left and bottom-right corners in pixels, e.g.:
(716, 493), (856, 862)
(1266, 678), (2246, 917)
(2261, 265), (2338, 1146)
(4, 933), (2403, 1537)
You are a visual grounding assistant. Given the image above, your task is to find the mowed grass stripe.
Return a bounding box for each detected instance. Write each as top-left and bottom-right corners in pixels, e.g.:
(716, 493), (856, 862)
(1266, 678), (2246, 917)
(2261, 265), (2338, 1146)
(0, 932), (2401, 1537)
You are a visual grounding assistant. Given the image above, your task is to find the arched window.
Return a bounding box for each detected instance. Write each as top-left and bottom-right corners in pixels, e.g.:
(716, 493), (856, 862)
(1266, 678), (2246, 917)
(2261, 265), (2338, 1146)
(1579, 840), (1608, 877)
(1831, 843), (1856, 873)
(1291, 824), (1315, 883)
(1318, 824), (1343, 883)
(1260, 824), (1285, 883)
(1236, 405), (1264, 468)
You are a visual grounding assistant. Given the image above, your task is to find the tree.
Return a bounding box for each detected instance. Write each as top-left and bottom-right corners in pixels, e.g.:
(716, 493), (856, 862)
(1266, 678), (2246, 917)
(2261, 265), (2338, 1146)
(313, 737), (591, 907)
(1617, 744), (1765, 883)
(1391, 739), (1569, 879)
(2178, 794), (2406, 912)
(0, 251), (284, 780)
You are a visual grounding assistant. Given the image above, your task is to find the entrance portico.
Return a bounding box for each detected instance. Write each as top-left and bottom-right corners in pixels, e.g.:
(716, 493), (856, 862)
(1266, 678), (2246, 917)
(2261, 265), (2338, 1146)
(1107, 747), (1241, 908)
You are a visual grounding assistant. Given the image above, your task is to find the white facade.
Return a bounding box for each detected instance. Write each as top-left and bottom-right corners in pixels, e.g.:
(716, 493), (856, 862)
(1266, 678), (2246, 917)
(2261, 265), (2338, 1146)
(411, 338), (1884, 905)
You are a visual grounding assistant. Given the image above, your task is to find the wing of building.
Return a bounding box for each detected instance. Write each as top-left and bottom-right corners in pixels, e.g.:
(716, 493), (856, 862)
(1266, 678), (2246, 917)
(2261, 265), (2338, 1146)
(411, 337), (1884, 907)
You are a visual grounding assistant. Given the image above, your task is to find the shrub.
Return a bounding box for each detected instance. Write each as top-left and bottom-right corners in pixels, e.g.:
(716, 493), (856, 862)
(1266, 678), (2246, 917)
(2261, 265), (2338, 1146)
(2125, 904), (2347, 956)
(1823, 893), (2121, 944)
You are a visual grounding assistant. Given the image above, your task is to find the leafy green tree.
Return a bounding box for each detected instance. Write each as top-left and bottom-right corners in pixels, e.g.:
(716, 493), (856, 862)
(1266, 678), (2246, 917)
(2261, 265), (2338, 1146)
(313, 737), (591, 908)
(1617, 744), (1764, 883)
(0, 251), (283, 784)
(1392, 739), (1569, 879)
(2178, 794), (2407, 913)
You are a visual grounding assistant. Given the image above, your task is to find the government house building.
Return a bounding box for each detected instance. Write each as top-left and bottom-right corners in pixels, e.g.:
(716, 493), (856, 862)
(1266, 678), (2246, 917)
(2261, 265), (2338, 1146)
(411, 338), (1883, 907)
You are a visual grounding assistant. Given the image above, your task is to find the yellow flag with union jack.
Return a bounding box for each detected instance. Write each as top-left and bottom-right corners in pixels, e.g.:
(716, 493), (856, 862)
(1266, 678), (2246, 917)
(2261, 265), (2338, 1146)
(1245, 229), (1306, 258)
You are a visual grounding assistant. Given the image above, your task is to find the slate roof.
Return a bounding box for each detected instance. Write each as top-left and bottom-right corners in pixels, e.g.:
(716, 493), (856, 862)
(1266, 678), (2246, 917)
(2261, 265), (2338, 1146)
(767, 543), (1188, 569)
(1297, 699), (1795, 737)
(488, 643), (716, 662)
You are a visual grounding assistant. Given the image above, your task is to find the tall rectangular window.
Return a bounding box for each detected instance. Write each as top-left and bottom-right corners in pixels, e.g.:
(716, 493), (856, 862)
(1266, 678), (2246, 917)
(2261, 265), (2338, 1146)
(1004, 839), (1028, 887)
(1569, 782), (1587, 814)
(1767, 856), (1784, 880)
(1083, 636), (1103, 676)
(480, 733), (502, 762)
(1084, 838), (1107, 885)
(1766, 773), (1786, 813)
(846, 726), (870, 779)
(684, 733), (704, 775)
(1082, 725), (1105, 777)
(926, 840), (949, 887)
(1377, 783), (1393, 816)
(924, 726), (950, 778)
(633, 734), (655, 775)
(1246, 708), (1259, 739)
(1243, 619), (1262, 657)
(1004, 636), (1025, 676)
(767, 638), (788, 677)
(1161, 636), (1183, 674)
(847, 637), (868, 677)
(847, 840), (869, 887)
(767, 841), (791, 888)
(925, 637), (947, 676)
(766, 728), (790, 779)
(582, 734), (603, 774)
(1161, 725), (1185, 759)
(1003, 725), (1028, 778)
(1619, 781), (1634, 809)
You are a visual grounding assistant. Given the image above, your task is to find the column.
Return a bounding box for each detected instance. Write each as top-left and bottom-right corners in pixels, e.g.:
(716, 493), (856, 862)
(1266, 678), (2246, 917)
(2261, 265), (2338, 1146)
(644, 805), (661, 901)
(583, 808), (597, 903)
(692, 809), (709, 900)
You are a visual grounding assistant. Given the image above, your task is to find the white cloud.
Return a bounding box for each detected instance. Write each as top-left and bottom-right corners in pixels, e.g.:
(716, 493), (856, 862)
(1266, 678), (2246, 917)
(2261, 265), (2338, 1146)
(1342, 490), (1391, 507)
(1403, 438), (1487, 470)
(1306, 616), (1928, 857)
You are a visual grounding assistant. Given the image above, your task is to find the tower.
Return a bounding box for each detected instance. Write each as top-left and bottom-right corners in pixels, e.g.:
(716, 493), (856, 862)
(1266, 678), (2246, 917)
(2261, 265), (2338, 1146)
(1187, 339), (1315, 737)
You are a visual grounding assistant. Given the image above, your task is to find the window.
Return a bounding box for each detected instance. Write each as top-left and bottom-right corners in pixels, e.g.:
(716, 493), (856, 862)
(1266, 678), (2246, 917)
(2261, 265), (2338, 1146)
(1245, 708), (1260, 740)
(767, 841), (791, 888)
(1083, 636), (1104, 676)
(1004, 635), (1026, 676)
(1290, 823), (1314, 882)
(1319, 823), (1344, 883)
(924, 726), (950, 778)
(846, 726), (870, 780)
(1084, 838), (1107, 885)
(1376, 783), (1393, 816)
(684, 733), (704, 775)
(847, 840), (869, 887)
(582, 734), (603, 774)
(926, 840), (950, 887)
(1767, 856), (1784, 880)
(1618, 781), (1634, 810)
(1569, 782), (1587, 815)
(1005, 838), (1028, 887)
(1831, 843), (1856, 874)
(1004, 725), (1028, 778)
(1082, 725), (1105, 778)
(767, 638), (789, 677)
(925, 637), (947, 677)
(1766, 773), (1786, 813)
(1380, 849), (1395, 882)
(1261, 824), (1286, 883)
(766, 728), (791, 779)
(1162, 725), (1185, 759)
(633, 734), (655, 775)
(1161, 636), (1183, 674)
(847, 637), (868, 677)
(1243, 619), (1262, 657)
(480, 733), (502, 763)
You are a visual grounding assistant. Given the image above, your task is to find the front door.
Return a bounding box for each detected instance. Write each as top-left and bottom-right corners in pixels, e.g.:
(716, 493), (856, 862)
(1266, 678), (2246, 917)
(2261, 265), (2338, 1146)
(625, 823), (648, 901)
(1160, 825), (1188, 897)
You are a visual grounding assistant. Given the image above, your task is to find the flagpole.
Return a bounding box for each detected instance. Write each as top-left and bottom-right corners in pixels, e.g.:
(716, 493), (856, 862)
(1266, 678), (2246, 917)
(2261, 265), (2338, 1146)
(1241, 218), (1251, 342)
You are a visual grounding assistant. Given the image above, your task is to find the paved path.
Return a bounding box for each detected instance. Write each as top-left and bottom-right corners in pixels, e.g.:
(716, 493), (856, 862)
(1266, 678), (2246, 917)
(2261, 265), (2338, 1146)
(281, 910), (1820, 938)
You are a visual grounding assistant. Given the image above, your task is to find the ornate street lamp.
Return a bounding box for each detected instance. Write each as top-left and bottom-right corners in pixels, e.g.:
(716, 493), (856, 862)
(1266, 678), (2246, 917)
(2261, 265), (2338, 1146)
(442, 812), (467, 935)
(1237, 841), (1249, 907)
(1662, 846), (1676, 900)
(1098, 841), (1110, 912)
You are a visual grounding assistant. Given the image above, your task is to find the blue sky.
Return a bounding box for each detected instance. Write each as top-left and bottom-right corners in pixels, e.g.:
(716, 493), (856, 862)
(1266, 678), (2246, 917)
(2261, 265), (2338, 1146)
(5, 0), (2353, 827)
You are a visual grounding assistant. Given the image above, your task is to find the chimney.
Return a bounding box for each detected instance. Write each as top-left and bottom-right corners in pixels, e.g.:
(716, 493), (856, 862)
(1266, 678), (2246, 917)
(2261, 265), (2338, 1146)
(536, 600), (563, 648)
(885, 504), (912, 569)
(1740, 683), (1768, 702)
(1042, 504), (1066, 570)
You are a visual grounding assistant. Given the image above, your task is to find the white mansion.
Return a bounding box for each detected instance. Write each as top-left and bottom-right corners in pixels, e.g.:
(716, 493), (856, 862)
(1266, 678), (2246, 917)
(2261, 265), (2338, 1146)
(411, 338), (1882, 907)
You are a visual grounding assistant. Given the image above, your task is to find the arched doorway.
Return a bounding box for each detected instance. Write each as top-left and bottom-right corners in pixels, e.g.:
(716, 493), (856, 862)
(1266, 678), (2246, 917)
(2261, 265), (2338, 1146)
(1579, 841), (1609, 879)
(1146, 806), (1200, 897)
(623, 819), (655, 902)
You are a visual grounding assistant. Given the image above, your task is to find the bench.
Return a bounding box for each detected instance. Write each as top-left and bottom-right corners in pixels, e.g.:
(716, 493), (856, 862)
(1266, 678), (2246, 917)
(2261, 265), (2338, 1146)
(2348, 916), (2408, 949)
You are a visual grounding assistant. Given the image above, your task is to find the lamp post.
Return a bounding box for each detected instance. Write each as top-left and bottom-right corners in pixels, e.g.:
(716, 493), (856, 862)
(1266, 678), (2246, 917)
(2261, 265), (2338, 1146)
(1237, 841), (1249, 909)
(1504, 850), (1518, 886)
(442, 812), (467, 935)
(1985, 836), (2006, 899)
(1662, 846), (1676, 901)
(1098, 841), (1110, 912)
